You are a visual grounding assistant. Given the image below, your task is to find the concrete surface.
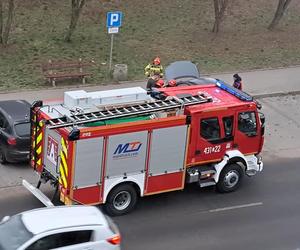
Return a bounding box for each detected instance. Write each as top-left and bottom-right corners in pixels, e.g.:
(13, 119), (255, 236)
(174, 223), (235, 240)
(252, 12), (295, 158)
(0, 66), (300, 102)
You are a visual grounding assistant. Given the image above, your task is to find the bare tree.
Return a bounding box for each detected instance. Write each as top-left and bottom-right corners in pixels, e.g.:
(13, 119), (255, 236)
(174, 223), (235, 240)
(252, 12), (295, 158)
(212, 0), (228, 33)
(0, 0), (3, 44)
(0, 0), (14, 45)
(268, 0), (292, 30)
(65, 0), (86, 42)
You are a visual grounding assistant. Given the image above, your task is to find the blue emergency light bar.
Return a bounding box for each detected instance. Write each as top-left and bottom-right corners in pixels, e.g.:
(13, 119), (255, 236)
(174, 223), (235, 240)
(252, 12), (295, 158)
(215, 79), (253, 102)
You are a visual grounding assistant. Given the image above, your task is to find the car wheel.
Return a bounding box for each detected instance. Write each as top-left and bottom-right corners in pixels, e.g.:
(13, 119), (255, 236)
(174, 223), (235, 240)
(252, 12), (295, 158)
(216, 163), (243, 193)
(105, 184), (138, 216)
(0, 149), (7, 164)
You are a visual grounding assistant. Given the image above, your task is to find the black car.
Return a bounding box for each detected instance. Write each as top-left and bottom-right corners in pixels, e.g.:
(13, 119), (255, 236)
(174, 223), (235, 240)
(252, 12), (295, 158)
(0, 100), (31, 164)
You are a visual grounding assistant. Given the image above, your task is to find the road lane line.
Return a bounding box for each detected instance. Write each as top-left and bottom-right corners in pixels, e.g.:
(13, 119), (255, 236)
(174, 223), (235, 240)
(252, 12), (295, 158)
(209, 202), (263, 213)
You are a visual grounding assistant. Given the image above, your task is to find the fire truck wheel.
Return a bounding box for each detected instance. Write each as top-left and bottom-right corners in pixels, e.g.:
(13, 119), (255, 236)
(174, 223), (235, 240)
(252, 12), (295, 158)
(217, 163), (243, 193)
(105, 184), (137, 216)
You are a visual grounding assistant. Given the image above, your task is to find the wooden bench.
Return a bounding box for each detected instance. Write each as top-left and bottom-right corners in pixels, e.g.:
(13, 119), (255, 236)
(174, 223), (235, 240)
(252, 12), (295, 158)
(42, 59), (94, 87)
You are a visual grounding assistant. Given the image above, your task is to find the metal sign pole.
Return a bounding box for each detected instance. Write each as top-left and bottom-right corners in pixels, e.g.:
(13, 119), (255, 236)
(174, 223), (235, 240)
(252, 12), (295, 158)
(109, 34), (114, 72)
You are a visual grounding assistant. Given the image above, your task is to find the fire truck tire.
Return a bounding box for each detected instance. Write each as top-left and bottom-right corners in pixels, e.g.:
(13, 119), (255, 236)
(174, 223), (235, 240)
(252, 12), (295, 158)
(105, 184), (138, 216)
(216, 163), (243, 193)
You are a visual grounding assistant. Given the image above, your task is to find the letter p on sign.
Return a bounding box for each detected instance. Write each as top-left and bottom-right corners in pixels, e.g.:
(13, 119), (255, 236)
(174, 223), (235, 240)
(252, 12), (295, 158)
(106, 11), (123, 28)
(110, 14), (119, 26)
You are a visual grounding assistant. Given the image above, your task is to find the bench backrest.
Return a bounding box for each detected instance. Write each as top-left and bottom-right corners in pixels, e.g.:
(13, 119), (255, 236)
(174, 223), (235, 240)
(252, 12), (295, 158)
(42, 59), (95, 72)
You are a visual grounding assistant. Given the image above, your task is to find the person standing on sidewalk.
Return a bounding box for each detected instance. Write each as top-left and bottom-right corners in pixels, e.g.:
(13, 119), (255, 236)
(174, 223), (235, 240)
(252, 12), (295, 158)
(144, 57), (164, 78)
(233, 73), (243, 90)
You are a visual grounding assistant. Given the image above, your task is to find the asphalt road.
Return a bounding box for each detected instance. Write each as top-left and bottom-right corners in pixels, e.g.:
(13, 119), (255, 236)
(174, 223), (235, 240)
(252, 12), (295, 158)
(0, 70), (300, 249)
(0, 157), (299, 250)
(115, 157), (300, 250)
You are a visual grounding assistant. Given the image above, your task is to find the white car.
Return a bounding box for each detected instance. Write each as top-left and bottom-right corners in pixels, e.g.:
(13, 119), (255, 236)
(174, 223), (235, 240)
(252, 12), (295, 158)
(0, 206), (121, 250)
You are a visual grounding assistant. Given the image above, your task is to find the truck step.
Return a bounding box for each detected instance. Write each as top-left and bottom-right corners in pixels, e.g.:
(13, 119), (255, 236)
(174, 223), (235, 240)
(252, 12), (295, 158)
(199, 179), (216, 188)
(200, 169), (216, 176)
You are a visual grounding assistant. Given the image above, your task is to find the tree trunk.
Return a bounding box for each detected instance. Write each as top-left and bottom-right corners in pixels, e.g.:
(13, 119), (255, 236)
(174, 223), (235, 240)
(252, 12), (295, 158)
(2, 0), (14, 45)
(212, 0), (228, 33)
(65, 0), (86, 42)
(212, 0), (220, 33)
(268, 0), (292, 30)
(0, 0), (3, 44)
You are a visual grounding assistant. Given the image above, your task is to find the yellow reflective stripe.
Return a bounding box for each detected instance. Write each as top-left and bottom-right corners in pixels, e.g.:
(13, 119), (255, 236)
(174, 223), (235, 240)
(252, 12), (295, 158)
(61, 138), (68, 158)
(33, 127), (40, 136)
(37, 133), (43, 144)
(58, 178), (62, 185)
(60, 151), (68, 176)
(36, 146), (42, 155)
(37, 158), (41, 165)
(59, 164), (67, 188)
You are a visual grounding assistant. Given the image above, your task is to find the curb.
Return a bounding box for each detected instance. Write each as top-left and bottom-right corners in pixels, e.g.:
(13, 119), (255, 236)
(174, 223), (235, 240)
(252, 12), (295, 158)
(252, 90), (300, 99)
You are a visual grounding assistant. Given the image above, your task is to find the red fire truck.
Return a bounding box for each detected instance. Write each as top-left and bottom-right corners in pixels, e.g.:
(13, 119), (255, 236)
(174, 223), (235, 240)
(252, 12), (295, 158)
(27, 80), (265, 216)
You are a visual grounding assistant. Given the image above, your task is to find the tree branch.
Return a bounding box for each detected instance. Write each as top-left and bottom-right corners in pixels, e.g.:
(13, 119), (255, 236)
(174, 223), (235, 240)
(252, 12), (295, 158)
(2, 0), (14, 45)
(0, 0), (3, 43)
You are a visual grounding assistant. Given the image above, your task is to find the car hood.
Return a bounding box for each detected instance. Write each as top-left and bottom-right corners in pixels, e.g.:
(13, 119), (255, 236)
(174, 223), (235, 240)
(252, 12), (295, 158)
(165, 61), (200, 81)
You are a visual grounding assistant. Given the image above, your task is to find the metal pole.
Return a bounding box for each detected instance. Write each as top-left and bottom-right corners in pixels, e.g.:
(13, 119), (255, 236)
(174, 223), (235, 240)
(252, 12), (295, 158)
(109, 33), (114, 72)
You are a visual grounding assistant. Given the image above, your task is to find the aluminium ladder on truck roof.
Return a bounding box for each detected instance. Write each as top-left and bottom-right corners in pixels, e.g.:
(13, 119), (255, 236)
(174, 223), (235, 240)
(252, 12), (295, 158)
(45, 93), (213, 129)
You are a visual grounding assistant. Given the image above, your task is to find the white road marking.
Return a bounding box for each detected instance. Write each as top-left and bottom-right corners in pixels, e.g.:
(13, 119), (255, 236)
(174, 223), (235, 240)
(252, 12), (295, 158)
(209, 202), (263, 213)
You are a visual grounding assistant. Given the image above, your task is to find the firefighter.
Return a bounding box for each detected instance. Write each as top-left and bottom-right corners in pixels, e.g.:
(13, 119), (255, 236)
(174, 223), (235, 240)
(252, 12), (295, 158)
(146, 72), (160, 91)
(151, 79), (165, 98)
(233, 73), (243, 90)
(144, 57), (164, 78)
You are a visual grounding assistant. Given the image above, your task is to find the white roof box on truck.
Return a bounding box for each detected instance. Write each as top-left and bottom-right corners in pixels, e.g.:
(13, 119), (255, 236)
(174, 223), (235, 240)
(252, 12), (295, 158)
(64, 87), (151, 109)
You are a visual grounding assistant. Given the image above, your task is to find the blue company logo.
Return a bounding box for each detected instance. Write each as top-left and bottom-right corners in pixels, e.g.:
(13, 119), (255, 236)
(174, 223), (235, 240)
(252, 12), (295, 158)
(113, 142), (142, 159)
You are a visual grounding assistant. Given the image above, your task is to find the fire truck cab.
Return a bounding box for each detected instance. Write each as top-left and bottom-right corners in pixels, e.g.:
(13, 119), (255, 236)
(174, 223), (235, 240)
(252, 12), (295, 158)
(28, 80), (265, 216)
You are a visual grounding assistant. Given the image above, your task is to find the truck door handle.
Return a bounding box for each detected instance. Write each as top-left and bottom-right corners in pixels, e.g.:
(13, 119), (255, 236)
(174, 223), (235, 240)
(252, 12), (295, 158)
(56, 155), (61, 174)
(195, 150), (201, 155)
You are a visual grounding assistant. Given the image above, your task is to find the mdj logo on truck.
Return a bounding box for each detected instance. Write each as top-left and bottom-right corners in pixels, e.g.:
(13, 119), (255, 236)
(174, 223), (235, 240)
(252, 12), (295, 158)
(113, 141), (142, 159)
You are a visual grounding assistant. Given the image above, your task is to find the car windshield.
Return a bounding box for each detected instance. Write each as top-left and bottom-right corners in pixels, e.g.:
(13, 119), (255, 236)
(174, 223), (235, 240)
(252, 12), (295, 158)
(14, 122), (30, 137)
(0, 214), (33, 250)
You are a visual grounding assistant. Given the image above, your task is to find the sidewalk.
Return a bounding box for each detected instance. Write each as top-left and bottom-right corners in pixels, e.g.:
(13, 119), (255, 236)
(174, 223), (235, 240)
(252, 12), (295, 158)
(0, 66), (300, 102)
(213, 66), (300, 98)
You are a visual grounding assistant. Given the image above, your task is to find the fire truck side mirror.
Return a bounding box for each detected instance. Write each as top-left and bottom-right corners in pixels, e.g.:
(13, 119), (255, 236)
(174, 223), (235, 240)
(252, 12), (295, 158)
(68, 128), (80, 141)
(259, 112), (265, 125)
(255, 100), (262, 110)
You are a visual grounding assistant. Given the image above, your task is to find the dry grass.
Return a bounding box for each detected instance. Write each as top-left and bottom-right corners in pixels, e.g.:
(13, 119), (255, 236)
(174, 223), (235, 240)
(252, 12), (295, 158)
(0, 0), (300, 90)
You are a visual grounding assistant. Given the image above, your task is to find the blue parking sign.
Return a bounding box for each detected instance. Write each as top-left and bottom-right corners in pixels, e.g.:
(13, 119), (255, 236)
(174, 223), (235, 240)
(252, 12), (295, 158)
(106, 11), (123, 28)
